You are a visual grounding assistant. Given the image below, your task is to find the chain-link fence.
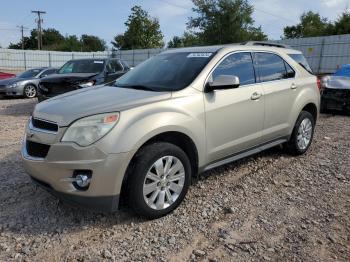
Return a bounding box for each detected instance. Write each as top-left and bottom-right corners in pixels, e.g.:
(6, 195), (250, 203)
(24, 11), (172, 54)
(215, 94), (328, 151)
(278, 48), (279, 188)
(1, 34), (350, 74)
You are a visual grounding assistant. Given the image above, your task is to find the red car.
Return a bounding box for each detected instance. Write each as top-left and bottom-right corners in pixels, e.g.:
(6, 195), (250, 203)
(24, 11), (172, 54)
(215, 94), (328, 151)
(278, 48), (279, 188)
(0, 72), (16, 80)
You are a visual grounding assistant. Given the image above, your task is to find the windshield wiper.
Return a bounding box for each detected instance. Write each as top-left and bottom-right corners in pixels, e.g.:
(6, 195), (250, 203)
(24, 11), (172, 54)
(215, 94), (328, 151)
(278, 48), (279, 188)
(116, 84), (157, 91)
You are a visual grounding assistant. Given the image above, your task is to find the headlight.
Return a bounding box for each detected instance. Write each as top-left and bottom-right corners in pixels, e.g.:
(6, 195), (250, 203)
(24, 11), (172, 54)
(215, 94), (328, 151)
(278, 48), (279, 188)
(79, 80), (95, 88)
(61, 112), (119, 146)
(9, 82), (19, 88)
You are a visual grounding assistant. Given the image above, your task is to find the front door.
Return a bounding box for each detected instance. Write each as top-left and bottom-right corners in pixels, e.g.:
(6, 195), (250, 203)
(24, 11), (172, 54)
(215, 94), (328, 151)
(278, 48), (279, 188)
(204, 52), (264, 163)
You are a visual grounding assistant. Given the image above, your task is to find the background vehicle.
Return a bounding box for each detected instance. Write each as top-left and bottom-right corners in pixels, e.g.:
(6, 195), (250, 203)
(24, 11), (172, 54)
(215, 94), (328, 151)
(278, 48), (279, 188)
(0, 71), (16, 80)
(22, 43), (320, 219)
(0, 68), (57, 98)
(37, 58), (130, 101)
(321, 64), (350, 114)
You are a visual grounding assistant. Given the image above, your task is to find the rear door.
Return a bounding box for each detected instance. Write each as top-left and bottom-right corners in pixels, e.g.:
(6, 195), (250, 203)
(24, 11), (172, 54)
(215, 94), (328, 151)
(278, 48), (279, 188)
(253, 52), (299, 143)
(204, 52), (264, 162)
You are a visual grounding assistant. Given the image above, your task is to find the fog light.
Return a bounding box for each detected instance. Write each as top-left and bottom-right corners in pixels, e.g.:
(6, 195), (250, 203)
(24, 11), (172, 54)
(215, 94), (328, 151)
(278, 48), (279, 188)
(73, 170), (92, 190)
(76, 174), (91, 187)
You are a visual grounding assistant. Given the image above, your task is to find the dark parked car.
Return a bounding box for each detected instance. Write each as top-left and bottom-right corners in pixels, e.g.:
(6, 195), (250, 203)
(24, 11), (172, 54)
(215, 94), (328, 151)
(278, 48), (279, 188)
(38, 58), (130, 101)
(0, 68), (57, 98)
(321, 64), (350, 114)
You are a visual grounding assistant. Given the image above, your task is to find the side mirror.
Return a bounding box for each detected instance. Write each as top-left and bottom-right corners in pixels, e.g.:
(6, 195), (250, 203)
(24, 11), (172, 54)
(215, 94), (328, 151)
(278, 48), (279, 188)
(40, 74), (48, 78)
(205, 75), (240, 93)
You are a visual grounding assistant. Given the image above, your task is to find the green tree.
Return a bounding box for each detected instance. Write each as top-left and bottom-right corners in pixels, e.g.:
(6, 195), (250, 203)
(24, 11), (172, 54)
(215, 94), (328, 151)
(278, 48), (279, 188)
(187, 0), (267, 45)
(8, 28), (106, 52)
(167, 32), (202, 48)
(57, 35), (81, 51)
(333, 10), (350, 35)
(80, 34), (106, 51)
(111, 6), (164, 50)
(283, 11), (333, 38)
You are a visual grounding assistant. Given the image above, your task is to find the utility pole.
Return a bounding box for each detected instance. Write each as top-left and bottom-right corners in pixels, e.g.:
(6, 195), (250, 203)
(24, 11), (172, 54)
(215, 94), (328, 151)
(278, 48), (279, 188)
(31, 10), (46, 50)
(17, 25), (28, 50)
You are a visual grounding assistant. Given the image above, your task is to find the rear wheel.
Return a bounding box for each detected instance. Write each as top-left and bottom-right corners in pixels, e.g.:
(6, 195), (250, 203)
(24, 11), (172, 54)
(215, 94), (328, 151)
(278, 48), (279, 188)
(285, 111), (315, 155)
(127, 142), (191, 219)
(23, 84), (37, 98)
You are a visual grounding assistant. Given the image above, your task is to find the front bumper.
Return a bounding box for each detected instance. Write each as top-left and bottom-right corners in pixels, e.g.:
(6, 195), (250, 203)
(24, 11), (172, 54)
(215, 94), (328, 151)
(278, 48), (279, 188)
(5, 85), (24, 96)
(21, 136), (134, 212)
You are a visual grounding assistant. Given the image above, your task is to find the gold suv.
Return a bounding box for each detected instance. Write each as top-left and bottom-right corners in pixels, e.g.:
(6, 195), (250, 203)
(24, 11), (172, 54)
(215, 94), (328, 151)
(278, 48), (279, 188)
(22, 42), (320, 218)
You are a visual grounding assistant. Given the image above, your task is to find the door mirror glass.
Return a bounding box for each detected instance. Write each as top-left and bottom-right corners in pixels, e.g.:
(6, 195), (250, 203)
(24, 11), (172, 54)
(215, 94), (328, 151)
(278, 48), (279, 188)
(206, 75), (240, 92)
(40, 74), (48, 78)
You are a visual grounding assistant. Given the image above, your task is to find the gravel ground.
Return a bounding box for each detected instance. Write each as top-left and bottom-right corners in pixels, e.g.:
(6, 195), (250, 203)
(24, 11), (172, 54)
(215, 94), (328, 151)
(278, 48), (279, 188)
(0, 98), (349, 262)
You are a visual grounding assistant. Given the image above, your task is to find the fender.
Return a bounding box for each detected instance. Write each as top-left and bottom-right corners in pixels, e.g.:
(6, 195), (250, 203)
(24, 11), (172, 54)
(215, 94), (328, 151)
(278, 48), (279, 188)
(96, 94), (207, 167)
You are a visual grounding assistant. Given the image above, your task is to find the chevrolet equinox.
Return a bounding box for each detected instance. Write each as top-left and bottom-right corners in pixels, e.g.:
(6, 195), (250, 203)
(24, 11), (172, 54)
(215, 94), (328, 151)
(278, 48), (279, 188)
(22, 42), (320, 219)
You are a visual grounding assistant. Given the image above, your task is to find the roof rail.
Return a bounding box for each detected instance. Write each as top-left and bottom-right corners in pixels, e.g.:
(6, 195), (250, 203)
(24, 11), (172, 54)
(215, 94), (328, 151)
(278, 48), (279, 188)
(241, 41), (290, 49)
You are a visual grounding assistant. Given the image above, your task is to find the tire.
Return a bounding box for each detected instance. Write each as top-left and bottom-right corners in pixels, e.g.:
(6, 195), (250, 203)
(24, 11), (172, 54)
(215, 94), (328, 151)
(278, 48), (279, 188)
(285, 111), (315, 155)
(23, 84), (37, 98)
(127, 142), (192, 219)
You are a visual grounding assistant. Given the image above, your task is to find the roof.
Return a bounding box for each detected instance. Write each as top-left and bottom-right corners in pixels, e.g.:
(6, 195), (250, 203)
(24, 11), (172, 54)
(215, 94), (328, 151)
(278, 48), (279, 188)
(163, 42), (300, 55)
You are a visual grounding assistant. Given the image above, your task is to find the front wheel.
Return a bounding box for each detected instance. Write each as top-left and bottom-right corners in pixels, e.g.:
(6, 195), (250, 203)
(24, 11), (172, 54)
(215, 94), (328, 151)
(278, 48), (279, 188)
(23, 84), (37, 98)
(127, 142), (191, 219)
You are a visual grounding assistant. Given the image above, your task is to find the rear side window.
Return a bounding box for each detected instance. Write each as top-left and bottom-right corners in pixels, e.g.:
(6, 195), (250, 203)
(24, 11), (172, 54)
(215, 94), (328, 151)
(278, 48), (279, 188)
(288, 53), (312, 73)
(255, 53), (289, 82)
(212, 52), (256, 86)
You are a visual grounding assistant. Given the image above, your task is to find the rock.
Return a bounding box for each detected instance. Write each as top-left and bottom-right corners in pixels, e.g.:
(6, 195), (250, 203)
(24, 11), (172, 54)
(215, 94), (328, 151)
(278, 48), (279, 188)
(168, 237), (176, 245)
(224, 207), (235, 214)
(193, 249), (206, 257)
(101, 249), (112, 259)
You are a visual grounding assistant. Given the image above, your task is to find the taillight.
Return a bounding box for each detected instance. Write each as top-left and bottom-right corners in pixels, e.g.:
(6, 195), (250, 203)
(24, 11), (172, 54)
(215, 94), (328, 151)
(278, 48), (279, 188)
(316, 77), (321, 91)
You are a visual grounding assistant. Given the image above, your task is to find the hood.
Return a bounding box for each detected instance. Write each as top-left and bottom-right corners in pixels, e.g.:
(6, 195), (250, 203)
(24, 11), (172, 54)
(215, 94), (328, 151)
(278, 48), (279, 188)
(0, 77), (21, 85)
(41, 73), (99, 84)
(33, 85), (172, 126)
(326, 76), (350, 90)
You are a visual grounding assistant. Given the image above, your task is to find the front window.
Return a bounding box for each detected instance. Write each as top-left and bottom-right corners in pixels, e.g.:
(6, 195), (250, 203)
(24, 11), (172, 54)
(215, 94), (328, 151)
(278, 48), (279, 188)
(58, 60), (105, 74)
(212, 52), (256, 86)
(18, 69), (42, 78)
(115, 52), (215, 91)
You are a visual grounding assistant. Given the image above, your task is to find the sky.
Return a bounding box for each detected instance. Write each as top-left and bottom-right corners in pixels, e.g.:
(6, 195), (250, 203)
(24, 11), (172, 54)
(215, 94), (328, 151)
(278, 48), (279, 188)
(0, 0), (349, 49)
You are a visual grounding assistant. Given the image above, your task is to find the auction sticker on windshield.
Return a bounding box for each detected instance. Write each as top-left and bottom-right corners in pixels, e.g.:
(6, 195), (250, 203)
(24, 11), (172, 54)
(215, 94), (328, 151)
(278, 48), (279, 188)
(187, 53), (213, 58)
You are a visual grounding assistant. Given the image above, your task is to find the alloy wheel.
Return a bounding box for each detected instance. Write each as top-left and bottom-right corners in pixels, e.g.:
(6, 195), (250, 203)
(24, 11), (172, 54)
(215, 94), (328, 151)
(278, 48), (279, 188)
(297, 118), (313, 150)
(24, 85), (37, 98)
(143, 156), (185, 210)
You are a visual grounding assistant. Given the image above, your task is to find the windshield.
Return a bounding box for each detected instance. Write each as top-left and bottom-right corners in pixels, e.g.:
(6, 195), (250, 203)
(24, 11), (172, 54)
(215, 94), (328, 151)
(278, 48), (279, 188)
(18, 69), (42, 78)
(58, 60), (105, 74)
(115, 52), (215, 91)
(288, 53), (313, 74)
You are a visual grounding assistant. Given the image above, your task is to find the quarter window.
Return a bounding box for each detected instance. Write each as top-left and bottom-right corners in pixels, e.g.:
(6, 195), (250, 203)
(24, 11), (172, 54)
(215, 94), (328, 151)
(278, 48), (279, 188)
(212, 52), (256, 86)
(255, 53), (292, 82)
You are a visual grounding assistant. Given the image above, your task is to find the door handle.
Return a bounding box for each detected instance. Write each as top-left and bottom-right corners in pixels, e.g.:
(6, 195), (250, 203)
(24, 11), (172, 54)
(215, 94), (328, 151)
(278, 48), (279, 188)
(291, 83), (298, 89)
(251, 92), (262, 100)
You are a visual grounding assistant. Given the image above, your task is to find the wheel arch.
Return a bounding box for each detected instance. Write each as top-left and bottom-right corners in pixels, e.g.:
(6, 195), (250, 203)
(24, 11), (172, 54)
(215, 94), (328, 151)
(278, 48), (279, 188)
(119, 131), (199, 205)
